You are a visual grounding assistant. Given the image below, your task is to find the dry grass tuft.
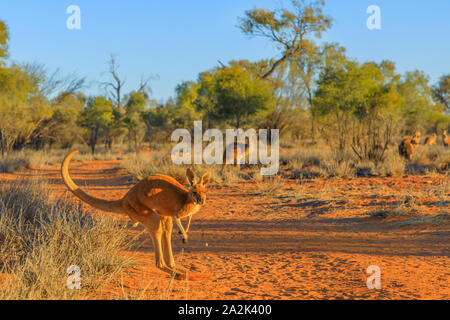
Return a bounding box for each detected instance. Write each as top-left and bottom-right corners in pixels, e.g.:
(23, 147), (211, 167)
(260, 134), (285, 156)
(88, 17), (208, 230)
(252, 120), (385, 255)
(371, 193), (423, 219)
(256, 176), (285, 198)
(0, 153), (31, 173)
(0, 179), (137, 299)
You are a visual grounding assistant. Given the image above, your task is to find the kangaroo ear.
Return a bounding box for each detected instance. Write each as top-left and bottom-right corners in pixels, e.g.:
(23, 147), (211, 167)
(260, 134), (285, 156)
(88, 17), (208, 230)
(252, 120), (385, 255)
(186, 168), (196, 186)
(200, 172), (211, 186)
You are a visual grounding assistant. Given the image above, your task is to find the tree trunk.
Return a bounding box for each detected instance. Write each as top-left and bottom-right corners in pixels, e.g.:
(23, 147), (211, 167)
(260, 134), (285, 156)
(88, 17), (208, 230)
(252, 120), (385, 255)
(235, 112), (241, 129)
(91, 127), (99, 155)
(0, 128), (4, 157)
(262, 54), (288, 80)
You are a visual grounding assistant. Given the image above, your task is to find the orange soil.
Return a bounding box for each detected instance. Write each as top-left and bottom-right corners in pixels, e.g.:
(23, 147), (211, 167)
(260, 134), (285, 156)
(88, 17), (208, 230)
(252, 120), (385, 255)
(1, 160), (449, 300)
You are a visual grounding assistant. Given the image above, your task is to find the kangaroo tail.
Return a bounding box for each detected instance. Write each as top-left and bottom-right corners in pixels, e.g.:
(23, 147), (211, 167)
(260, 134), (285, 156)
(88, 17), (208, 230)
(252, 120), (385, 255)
(61, 150), (124, 214)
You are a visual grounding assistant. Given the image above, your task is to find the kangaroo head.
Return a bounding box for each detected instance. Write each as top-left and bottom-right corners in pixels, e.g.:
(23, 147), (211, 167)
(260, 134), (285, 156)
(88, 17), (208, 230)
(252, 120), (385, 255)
(411, 131), (421, 145)
(186, 168), (210, 205)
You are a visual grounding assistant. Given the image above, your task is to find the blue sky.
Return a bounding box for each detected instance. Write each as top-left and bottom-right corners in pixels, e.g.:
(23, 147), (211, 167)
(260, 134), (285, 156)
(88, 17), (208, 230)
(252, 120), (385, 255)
(1, 0), (449, 102)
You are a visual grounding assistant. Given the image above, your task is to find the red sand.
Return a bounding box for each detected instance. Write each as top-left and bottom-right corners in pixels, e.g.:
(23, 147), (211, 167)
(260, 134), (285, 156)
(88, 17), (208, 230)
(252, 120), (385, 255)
(1, 160), (449, 299)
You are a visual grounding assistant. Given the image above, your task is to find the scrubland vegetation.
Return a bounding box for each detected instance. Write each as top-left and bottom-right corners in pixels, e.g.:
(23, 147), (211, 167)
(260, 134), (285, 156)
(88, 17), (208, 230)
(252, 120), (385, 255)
(0, 1), (448, 167)
(0, 180), (137, 299)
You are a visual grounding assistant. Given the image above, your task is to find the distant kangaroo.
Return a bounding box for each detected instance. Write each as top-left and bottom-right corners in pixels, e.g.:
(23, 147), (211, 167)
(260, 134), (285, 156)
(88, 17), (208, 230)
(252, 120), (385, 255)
(424, 133), (437, 146)
(443, 130), (450, 147)
(61, 150), (210, 278)
(399, 137), (415, 160)
(411, 131), (421, 145)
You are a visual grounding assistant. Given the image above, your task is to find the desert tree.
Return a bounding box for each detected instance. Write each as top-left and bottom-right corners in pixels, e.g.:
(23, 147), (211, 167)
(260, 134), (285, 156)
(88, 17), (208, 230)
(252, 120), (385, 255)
(397, 70), (434, 131)
(194, 71), (220, 129)
(172, 63), (274, 130)
(20, 63), (85, 104)
(32, 92), (86, 149)
(141, 100), (173, 144)
(299, 43), (345, 140)
(232, 59), (299, 137)
(0, 64), (52, 155)
(313, 56), (399, 157)
(0, 20), (9, 63)
(211, 64), (274, 128)
(265, 43), (326, 140)
(19, 63), (86, 149)
(0, 23), (82, 153)
(123, 91), (148, 150)
(78, 96), (114, 154)
(99, 55), (156, 149)
(101, 55), (126, 113)
(432, 74), (450, 112)
(98, 55), (127, 149)
(350, 61), (402, 162)
(312, 55), (445, 163)
(239, 0), (332, 80)
(311, 48), (356, 151)
(238, 1), (332, 140)
(172, 81), (203, 129)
